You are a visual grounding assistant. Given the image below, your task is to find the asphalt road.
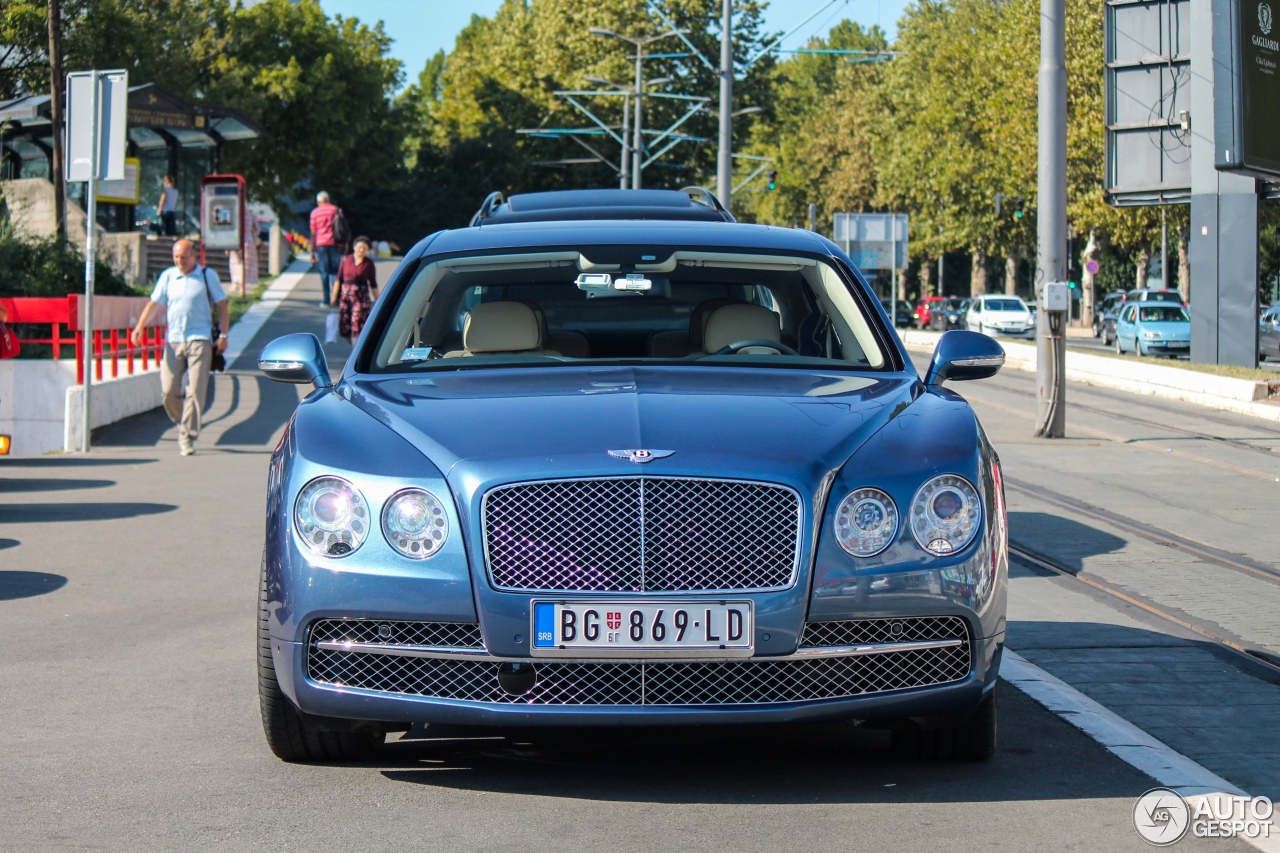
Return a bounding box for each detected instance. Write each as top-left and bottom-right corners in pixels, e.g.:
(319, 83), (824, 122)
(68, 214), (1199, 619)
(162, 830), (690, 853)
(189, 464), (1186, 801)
(0, 274), (1260, 852)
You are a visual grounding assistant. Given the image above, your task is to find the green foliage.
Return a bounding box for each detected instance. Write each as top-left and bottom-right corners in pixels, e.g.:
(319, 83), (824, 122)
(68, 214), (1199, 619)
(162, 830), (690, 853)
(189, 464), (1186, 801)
(0, 222), (133, 298)
(739, 21), (886, 228)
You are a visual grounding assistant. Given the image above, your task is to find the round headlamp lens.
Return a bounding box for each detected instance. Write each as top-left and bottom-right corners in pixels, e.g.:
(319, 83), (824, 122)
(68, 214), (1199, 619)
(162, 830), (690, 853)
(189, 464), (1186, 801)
(834, 487), (898, 557)
(382, 489), (449, 559)
(294, 477), (370, 558)
(910, 474), (981, 556)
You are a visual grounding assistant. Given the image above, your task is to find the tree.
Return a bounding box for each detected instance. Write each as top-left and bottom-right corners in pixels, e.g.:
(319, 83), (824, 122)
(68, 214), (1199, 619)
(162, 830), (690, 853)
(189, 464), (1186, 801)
(741, 21), (887, 228)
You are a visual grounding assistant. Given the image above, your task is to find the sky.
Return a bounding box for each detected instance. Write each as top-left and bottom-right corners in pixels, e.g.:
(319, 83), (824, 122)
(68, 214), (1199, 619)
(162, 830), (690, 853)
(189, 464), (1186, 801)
(318, 0), (911, 87)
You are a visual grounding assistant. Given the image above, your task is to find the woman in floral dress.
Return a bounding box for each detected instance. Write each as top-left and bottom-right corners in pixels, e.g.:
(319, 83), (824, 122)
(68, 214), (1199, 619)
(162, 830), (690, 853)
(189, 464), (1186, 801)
(331, 236), (379, 343)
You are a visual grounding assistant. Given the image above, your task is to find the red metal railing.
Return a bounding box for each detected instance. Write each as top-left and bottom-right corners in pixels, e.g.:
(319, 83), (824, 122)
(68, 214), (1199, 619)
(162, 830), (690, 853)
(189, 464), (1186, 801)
(0, 295), (166, 383)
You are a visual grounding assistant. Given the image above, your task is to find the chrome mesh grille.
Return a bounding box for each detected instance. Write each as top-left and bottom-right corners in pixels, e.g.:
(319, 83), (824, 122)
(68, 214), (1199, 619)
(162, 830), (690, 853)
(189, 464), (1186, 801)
(306, 617), (971, 705)
(483, 478), (801, 593)
(310, 619), (484, 649)
(800, 616), (969, 647)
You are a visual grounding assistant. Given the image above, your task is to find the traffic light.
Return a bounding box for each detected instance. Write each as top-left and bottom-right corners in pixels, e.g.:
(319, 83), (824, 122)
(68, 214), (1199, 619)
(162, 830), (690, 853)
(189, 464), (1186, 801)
(994, 192), (1003, 216)
(766, 169), (777, 191)
(1012, 197), (1026, 220)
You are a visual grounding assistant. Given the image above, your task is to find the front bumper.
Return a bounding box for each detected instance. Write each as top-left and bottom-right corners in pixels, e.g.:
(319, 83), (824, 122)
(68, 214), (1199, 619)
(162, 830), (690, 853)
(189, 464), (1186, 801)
(269, 615), (1003, 726)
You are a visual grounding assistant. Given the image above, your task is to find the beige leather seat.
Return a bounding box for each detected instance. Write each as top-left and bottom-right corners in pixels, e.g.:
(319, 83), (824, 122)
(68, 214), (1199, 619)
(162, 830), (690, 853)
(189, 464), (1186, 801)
(647, 298), (743, 357)
(702, 303), (783, 354)
(445, 301), (561, 357)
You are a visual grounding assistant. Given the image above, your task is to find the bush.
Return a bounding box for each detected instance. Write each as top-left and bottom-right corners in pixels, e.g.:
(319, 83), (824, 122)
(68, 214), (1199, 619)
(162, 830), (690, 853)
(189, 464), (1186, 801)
(0, 222), (137, 298)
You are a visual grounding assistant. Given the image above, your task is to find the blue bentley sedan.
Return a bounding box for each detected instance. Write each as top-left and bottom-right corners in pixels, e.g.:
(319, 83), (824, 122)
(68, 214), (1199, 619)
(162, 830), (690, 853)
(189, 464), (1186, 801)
(257, 189), (1009, 762)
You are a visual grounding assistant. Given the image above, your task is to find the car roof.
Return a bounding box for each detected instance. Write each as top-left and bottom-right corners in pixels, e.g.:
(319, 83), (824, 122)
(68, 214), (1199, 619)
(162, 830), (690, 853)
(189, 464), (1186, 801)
(413, 216), (834, 258)
(470, 188), (734, 226)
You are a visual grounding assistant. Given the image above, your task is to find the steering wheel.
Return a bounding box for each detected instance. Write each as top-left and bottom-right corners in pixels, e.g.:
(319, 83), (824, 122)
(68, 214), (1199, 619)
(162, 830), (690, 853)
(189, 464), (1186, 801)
(712, 339), (799, 356)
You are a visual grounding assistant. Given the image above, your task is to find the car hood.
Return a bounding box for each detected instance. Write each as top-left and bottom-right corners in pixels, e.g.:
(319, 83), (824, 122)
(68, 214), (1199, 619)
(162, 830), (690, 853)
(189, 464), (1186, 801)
(344, 365), (919, 493)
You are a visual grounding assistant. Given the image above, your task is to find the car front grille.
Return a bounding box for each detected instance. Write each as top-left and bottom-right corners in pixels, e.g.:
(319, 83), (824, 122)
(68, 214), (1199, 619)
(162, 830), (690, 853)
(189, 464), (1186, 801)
(482, 477), (802, 593)
(305, 617), (972, 706)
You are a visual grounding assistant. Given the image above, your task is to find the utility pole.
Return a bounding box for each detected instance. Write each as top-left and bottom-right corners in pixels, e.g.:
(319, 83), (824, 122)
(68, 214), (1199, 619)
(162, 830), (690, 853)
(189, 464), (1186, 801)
(1035, 0), (1068, 438)
(47, 0), (65, 241)
(717, 0), (733, 209)
(632, 43), (644, 189)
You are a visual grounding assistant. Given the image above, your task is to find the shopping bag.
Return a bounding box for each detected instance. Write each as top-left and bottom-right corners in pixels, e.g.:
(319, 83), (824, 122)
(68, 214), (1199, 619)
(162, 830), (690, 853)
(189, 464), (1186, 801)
(324, 311), (339, 344)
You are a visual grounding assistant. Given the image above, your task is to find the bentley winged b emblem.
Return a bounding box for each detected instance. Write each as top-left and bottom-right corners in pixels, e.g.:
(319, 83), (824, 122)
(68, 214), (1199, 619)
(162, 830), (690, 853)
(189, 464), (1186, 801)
(608, 449), (675, 464)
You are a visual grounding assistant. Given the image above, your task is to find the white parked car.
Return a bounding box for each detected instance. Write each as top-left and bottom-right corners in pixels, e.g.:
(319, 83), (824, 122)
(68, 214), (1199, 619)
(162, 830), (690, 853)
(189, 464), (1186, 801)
(965, 295), (1035, 338)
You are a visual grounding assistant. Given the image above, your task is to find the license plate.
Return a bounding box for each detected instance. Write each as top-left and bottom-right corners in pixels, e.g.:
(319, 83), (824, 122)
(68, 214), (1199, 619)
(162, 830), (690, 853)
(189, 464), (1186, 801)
(531, 600), (753, 657)
(1166, 341), (1189, 348)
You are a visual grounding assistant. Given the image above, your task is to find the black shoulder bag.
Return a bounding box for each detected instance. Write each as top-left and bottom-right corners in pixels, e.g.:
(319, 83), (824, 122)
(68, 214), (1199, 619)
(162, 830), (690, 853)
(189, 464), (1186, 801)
(202, 267), (227, 373)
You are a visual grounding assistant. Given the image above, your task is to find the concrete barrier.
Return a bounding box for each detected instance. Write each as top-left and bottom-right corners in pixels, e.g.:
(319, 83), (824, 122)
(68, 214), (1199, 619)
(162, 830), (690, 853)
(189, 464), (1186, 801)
(0, 359), (162, 456)
(902, 330), (1280, 422)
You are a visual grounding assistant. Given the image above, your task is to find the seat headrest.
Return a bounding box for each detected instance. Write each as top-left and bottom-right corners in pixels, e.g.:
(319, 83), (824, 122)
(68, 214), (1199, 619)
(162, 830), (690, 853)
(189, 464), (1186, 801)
(689, 298), (744, 349)
(703, 304), (782, 353)
(463, 301), (544, 353)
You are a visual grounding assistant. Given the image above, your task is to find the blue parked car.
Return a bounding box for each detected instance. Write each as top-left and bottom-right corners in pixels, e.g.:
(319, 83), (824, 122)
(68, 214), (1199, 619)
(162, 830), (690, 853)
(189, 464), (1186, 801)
(1113, 300), (1191, 357)
(256, 188), (1009, 763)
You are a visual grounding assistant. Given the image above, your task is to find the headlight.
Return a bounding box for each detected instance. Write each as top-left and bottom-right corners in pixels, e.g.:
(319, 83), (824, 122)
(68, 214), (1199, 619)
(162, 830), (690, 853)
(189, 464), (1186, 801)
(1144, 330), (1161, 339)
(909, 474), (982, 556)
(833, 487), (898, 557)
(295, 476), (370, 558)
(382, 489), (449, 559)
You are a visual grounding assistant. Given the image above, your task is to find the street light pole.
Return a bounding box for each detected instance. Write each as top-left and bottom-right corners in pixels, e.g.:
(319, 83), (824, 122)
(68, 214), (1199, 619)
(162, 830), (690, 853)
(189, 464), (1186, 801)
(1035, 0), (1067, 438)
(633, 44), (644, 189)
(717, 0), (733, 209)
(619, 91), (631, 189)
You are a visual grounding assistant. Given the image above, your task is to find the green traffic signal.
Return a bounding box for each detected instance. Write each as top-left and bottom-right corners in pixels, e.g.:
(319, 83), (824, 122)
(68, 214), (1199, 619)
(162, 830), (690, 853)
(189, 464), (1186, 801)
(766, 168), (777, 190)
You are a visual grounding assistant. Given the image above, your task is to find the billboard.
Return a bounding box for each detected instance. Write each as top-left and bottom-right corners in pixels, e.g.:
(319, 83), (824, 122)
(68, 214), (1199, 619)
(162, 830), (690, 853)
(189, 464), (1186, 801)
(1104, 0), (1192, 206)
(832, 213), (908, 270)
(1213, 0), (1280, 179)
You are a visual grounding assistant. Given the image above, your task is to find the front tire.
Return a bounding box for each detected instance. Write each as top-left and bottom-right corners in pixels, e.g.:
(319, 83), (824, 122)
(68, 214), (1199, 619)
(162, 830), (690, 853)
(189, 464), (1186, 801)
(1115, 332), (1124, 354)
(891, 691), (997, 761)
(258, 555), (384, 762)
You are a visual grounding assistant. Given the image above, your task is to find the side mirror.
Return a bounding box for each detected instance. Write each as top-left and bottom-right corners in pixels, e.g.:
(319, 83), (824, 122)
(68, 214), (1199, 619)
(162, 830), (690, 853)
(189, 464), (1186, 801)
(924, 330), (1005, 386)
(258, 333), (332, 389)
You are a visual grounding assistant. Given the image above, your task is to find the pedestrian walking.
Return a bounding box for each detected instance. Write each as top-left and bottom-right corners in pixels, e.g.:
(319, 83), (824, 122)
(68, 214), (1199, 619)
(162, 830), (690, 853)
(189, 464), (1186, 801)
(157, 175), (179, 236)
(309, 191), (347, 308)
(331, 235), (379, 344)
(130, 239), (228, 456)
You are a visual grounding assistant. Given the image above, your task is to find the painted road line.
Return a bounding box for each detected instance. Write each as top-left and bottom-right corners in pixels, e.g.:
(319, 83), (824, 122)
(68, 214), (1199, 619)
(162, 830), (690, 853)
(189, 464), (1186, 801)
(223, 260), (311, 367)
(1002, 650), (1280, 852)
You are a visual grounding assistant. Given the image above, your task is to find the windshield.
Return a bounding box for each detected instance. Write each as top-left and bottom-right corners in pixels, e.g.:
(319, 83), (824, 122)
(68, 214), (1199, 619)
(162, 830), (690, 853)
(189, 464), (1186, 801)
(1139, 305), (1189, 322)
(368, 250), (888, 372)
(983, 299), (1026, 312)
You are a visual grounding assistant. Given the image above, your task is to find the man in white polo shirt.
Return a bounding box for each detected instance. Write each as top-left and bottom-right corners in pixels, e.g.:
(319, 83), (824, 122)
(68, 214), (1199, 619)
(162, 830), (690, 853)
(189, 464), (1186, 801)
(131, 239), (229, 456)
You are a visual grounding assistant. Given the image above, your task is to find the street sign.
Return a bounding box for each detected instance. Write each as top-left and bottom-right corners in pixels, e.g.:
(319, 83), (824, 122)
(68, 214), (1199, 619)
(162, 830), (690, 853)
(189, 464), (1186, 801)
(1085, 259), (1100, 275)
(65, 70), (128, 182)
(832, 213), (909, 270)
(65, 69), (128, 454)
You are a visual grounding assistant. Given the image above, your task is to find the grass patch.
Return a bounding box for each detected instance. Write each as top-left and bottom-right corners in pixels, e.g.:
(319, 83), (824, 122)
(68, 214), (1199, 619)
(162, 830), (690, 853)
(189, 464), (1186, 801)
(1073, 346), (1277, 381)
(226, 277), (274, 329)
